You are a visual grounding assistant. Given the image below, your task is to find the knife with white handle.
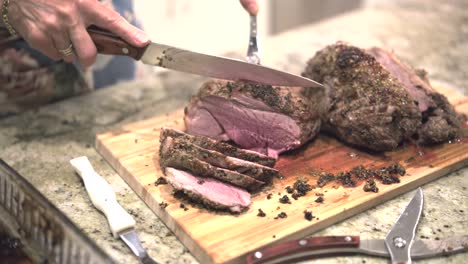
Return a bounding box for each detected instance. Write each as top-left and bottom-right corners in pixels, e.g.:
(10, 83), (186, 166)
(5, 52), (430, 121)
(70, 156), (158, 264)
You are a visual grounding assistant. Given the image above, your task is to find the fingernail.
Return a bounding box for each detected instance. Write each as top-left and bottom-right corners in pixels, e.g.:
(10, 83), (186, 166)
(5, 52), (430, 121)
(137, 31), (150, 44)
(248, 3), (258, 15)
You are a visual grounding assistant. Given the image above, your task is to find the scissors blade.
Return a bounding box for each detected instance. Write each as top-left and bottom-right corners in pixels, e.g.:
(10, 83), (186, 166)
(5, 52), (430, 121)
(360, 236), (468, 259)
(385, 188), (424, 264)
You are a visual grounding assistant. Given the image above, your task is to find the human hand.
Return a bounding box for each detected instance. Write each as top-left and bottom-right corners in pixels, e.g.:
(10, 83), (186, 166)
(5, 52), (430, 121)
(4, 0), (150, 67)
(240, 0), (258, 16)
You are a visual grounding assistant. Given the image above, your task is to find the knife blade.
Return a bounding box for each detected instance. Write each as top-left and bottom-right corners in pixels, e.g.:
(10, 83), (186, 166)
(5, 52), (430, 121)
(385, 188), (424, 264)
(87, 26), (322, 88)
(70, 156), (159, 264)
(245, 235), (468, 264)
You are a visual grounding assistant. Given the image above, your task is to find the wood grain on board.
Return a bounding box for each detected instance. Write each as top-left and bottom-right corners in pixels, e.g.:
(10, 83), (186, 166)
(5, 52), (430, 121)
(96, 83), (468, 264)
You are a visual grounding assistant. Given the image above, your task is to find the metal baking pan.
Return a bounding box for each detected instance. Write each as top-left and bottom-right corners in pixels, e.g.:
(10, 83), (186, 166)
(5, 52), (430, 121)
(0, 159), (115, 263)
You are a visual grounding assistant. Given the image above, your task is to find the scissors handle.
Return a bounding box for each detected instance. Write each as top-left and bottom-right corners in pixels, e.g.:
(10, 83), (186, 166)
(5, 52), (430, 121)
(246, 236), (360, 264)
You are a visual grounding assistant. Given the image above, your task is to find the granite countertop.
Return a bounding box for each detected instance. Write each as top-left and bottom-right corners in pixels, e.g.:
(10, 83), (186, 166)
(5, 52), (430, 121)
(1, 0), (467, 263)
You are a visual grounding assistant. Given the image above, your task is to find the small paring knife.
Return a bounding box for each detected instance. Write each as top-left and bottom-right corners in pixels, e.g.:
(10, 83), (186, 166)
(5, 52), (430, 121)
(70, 156), (159, 264)
(87, 26), (322, 88)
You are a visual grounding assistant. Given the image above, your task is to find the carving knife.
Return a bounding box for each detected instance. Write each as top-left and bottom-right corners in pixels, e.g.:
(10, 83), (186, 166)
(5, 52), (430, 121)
(70, 156), (159, 264)
(87, 26), (322, 88)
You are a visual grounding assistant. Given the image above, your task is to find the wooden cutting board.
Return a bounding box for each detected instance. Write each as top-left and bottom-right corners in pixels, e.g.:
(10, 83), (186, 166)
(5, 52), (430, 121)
(96, 83), (468, 264)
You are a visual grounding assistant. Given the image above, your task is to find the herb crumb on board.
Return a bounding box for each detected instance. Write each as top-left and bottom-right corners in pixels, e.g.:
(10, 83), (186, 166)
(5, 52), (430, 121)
(155, 177), (168, 186)
(279, 195), (291, 204)
(337, 172), (356, 187)
(363, 179), (379, 193)
(311, 163), (406, 188)
(315, 196), (324, 203)
(317, 172), (336, 187)
(304, 210), (315, 221)
(180, 203), (189, 211)
(274, 212), (288, 219)
(257, 209), (266, 217)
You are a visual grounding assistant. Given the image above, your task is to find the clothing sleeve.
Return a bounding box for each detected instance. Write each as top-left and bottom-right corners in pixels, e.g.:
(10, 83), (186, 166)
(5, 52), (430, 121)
(0, 44), (90, 117)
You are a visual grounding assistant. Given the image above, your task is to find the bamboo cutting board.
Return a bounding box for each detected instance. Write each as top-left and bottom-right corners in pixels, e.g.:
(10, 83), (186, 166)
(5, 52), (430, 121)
(96, 83), (468, 264)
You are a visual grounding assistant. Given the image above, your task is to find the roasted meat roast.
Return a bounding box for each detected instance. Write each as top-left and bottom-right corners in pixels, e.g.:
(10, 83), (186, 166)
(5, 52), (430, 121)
(184, 80), (327, 158)
(302, 42), (462, 151)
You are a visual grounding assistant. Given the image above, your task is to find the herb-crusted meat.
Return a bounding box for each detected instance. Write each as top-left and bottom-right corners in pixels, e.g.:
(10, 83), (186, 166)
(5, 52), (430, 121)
(158, 128), (282, 212)
(161, 127), (276, 167)
(367, 47), (462, 145)
(160, 135), (265, 192)
(184, 80), (326, 158)
(302, 42), (461, 151)
(160, 131), (281, 182)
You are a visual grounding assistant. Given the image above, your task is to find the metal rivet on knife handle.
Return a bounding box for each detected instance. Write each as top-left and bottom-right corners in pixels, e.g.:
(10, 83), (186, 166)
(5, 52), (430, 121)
(345, 236), (352, 242)
(299, 239), (308, 246)
(254, 251), (263, 259)
(394, 237), (407, 248)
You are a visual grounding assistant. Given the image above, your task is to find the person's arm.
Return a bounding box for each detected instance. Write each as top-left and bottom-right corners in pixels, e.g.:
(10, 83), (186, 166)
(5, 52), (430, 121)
(1, 0), (149, 67)
(240, 0), (258, 16)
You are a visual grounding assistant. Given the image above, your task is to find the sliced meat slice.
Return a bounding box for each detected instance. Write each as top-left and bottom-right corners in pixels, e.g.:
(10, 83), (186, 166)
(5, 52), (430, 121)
(160, 136), (265, 192)
(161, 127), (276, 167)
(161, 134), (281, 183)
(165, 167), (251, 213)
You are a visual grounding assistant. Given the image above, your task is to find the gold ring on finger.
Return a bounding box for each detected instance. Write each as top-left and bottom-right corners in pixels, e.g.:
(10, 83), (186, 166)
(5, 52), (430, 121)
(58, 43), (74, 57)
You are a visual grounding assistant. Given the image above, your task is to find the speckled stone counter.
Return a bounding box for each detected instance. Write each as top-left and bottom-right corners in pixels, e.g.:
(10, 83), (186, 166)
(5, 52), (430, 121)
(0, 0), (467, 263)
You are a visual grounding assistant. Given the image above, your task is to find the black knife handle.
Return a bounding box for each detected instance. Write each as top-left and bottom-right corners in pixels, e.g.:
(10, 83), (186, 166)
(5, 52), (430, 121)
(87, 25), (148, 60)
(246, 236), (360, 264)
